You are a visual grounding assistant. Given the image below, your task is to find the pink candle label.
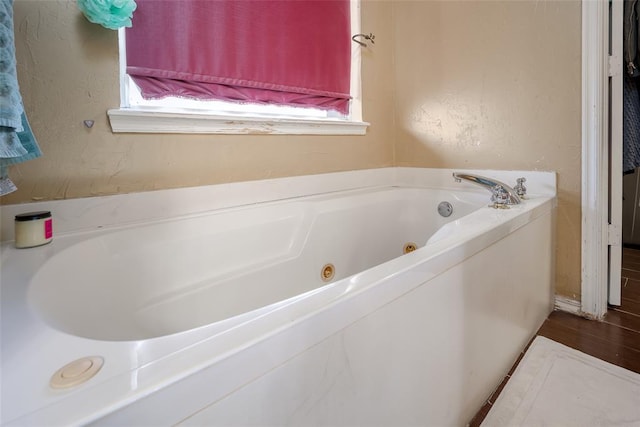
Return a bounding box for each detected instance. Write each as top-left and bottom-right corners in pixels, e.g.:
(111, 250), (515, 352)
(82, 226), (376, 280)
(44, 218), (53, 239)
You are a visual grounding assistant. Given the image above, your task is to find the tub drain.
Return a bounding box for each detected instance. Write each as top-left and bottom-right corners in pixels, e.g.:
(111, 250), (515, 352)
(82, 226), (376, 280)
(321, 263), (335, 282)
(438, 201), (454, 217)
(403, 242), (417, 254)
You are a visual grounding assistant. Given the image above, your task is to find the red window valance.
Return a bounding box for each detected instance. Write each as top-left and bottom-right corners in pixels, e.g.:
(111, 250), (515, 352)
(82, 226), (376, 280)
(125, 0), (352, 114)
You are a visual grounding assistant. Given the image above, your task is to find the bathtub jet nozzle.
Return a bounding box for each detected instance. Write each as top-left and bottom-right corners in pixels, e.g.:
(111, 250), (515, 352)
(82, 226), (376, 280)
(452, 172), (522, 206)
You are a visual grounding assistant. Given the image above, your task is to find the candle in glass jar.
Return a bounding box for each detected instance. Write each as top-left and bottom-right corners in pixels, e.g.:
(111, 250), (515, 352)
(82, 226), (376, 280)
(14, 211), (53, 249)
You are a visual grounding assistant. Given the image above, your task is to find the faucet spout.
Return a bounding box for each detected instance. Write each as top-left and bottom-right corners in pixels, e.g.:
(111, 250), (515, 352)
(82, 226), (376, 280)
(452, 172), (522, 205)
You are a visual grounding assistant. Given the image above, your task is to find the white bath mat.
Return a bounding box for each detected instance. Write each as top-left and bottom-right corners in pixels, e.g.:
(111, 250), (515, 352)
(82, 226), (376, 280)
(481, 336), (640, 427)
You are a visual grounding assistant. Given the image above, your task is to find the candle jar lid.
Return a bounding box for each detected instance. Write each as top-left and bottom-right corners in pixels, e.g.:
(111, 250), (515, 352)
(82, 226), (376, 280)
(15, 211), (52, 222)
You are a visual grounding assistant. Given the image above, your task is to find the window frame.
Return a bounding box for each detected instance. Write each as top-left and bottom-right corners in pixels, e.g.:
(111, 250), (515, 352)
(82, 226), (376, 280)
(107, 0), (368, 136)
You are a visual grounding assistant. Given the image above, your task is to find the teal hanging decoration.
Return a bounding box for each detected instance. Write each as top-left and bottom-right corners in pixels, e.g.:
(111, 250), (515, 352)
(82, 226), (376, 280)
(77, 0), (137, 30)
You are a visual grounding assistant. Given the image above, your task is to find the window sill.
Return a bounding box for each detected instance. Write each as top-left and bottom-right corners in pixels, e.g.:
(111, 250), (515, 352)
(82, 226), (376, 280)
(107, 109), (369, 135)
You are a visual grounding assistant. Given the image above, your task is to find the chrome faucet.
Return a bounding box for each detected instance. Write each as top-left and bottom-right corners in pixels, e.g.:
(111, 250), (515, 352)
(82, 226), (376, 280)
(452, 172), (522, 206)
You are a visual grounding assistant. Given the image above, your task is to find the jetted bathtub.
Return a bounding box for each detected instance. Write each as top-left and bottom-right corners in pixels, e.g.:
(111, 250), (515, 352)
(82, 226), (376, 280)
(0, 167), (556, 426)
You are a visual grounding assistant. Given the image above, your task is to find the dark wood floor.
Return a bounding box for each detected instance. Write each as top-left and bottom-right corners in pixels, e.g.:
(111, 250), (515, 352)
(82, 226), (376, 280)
(469, 247), (640, 426)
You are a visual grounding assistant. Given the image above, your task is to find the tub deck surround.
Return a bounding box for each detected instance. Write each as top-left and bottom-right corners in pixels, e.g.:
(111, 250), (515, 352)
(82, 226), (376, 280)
(0, 167), (555, 243)
(0, 168), (556, 426)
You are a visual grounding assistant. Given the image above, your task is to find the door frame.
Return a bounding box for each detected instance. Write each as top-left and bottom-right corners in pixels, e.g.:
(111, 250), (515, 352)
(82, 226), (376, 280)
(582, 0), (624, 318)
(581, 0), (610, 319)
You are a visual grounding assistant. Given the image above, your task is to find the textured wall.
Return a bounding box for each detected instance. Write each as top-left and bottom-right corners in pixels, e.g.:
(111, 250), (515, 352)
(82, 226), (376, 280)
(5, 0), (394, 203)
(392, 0), (582, 299)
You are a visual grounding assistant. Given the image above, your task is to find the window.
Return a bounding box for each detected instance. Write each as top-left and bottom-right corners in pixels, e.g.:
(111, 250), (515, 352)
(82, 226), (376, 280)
(108, 0), (368, 135)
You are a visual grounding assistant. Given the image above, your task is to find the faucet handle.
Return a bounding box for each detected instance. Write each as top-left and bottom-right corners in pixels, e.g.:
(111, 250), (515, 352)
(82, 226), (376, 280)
(514, 177), (527, 198)
(490, 185), (511, 208)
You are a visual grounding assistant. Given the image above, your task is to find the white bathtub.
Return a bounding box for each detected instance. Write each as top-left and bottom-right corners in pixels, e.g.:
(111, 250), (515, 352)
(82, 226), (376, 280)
(0, 168), (556, 426)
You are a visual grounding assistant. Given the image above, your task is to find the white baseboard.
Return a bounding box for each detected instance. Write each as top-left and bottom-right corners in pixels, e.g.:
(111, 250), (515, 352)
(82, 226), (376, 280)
(554, 295), (582, 315)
